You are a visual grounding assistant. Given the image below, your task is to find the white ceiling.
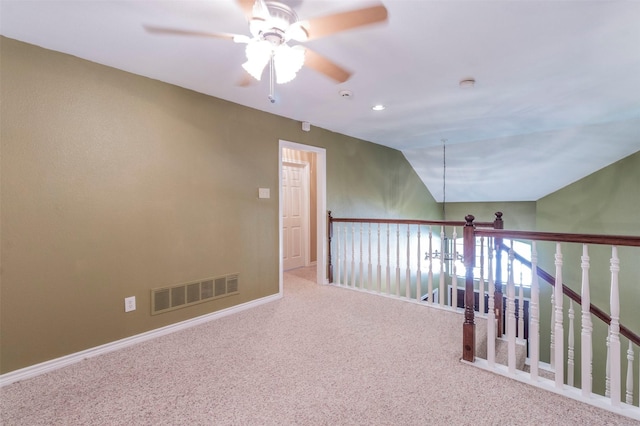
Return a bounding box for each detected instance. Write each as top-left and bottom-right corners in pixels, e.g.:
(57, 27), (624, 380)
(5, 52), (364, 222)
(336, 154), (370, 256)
(2, 0), (639, 202)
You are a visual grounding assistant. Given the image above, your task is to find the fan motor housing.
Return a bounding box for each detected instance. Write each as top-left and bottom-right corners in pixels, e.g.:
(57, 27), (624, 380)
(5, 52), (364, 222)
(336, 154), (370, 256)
(265, 1), (299, 27)
(263, 30), (285, 46)
(254, 1), (299, 45)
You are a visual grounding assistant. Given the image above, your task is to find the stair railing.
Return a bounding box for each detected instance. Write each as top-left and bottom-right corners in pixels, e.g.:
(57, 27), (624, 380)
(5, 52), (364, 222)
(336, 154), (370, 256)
(326, 212), (501, 306)
(472, 226), (640, 418)
(327, 210), (640, 419)
(496, 240), (640, 349)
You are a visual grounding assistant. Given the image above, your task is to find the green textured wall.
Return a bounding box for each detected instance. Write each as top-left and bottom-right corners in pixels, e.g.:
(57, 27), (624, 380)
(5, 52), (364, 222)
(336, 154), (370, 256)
(443, 202), (536, 229)
(536, 151), (640, 399)
(326, 140), (439, 220)
(0, 37), (437, 374)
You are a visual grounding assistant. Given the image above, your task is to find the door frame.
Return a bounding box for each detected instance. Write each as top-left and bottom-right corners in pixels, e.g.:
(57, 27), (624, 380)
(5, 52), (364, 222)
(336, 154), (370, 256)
(279, 140), (327, 294)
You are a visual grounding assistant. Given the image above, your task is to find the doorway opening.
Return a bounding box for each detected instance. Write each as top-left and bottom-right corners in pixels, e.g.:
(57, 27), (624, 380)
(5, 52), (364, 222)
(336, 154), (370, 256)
(279, 140), (327, 293)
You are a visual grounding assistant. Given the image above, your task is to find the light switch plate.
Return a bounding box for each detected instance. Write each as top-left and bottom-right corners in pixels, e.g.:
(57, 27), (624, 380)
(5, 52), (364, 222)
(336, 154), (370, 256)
(258, 188), (270, 199)
(124, 296), (136, 312)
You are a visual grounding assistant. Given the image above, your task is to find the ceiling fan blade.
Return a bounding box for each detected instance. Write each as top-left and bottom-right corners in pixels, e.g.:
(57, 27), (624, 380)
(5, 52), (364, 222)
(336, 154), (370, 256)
(144, 25), (240, 41)
(304, 48), (351, 83)
(237, 71), (257, 87)
(299, 4), (388, 41)
(236, 0), (258, 20)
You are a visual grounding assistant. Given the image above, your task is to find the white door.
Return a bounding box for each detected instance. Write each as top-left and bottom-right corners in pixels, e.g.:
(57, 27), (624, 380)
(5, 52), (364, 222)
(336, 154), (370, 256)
(282, 163), (308, 270)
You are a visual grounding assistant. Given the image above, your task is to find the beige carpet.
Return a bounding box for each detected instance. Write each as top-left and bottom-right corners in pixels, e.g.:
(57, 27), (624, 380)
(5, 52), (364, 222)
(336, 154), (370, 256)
(1, 267), (636, 425)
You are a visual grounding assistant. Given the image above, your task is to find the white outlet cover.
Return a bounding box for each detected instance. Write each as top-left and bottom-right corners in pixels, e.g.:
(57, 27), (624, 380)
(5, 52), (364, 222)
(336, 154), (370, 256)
(124, 296), (136, 312)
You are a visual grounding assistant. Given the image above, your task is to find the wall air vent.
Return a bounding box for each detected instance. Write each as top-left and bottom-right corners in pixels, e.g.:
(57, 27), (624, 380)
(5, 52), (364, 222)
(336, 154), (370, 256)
(171, 286), (186, 307)
(215, 277), (226, 297)
(227, 274), (239, 293)
(151, 273), (239, 315)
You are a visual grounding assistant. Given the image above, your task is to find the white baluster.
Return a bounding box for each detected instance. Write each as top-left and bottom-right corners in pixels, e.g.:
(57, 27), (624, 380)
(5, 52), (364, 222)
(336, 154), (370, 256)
(367, 223), (372, 291)
(359, 223), (364, 289)
(351, 223), (356, 288)
(343, 222), (348, 286)
(396, 224), (401, 297)
(606, 333), (611, 398)
(427, 227), (433, 305)
(626, 341), (634, 405)
(479, 237), (485, 316)
(518, 270), (525, 341)
(451, 227), (458, 308)
(530, 241), (540, 380)
(386, 224), (391, 295)
(487, 238), (496, 367)
(609, 246), (621, 406)
(581, 244), (592, 397)
(568, 300), (575, 387)
(439, 226), (445, 306)
(550, 291), (555, 370)
(376, 224), (382, 293)
(336, 224), (341, 285)
(554, 243), (564, 389)
(507, 241), (517, 374)
(416, 225), (422, 302)
(406, 225), (411, 299)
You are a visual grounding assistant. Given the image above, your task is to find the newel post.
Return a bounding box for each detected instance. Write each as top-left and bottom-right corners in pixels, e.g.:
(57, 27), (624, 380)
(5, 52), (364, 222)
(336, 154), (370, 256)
(463, 214), (476, 362)
(493, 212), (504, 336)
(327, 211), (334, 283)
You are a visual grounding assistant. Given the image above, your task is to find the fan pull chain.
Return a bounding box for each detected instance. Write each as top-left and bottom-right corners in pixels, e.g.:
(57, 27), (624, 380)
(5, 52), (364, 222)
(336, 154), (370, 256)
(268, 56), (275, 104)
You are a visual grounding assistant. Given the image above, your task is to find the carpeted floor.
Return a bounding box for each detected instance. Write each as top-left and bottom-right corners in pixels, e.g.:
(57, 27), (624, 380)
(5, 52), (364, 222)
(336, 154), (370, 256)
(1, 266), (637, 425)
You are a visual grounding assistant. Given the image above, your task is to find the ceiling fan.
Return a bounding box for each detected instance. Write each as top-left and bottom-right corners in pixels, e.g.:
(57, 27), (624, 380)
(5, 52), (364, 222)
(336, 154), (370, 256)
(144, 0), (388, 99)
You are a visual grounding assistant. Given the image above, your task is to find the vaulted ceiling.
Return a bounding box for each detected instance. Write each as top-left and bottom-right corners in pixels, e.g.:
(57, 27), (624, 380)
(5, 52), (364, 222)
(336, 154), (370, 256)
(2, 0), (639, 202)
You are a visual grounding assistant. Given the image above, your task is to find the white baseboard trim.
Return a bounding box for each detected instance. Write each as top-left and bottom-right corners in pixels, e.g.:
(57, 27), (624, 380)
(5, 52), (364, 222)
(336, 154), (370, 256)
(466, 358), (640, 422)
(0, 292), (282, 387)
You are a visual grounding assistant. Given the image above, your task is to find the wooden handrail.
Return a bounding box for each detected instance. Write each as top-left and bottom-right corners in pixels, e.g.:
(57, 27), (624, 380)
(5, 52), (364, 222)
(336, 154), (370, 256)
(496, 241), (640, 348)
(476, 229), (640, 247)
(329, 217), (496, 228)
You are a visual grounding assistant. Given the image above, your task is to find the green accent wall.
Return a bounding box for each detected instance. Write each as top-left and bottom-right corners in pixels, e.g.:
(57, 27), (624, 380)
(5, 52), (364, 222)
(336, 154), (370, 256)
(536, 150), (640, 398)
(326, 142), (439, 220)
(443, 202), (536, 229)
(0, 37), (437, 374)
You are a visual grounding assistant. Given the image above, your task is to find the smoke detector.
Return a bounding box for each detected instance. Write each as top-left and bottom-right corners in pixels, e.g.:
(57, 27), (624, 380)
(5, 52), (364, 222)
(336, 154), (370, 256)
(459, 78), (476, 89)
(339, 90), (353, 98)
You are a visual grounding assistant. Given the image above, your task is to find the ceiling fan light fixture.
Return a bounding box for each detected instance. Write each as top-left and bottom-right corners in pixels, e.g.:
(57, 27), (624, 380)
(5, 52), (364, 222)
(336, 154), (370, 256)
(243, 39), (273, 80)
(249, 17), (267, 38)
(145, 0), (388, 93)
(232, 34), (251, 44)
(274, 44), (305, 84)
(242, 59), (267, 81)
(285, 22), (309, 42)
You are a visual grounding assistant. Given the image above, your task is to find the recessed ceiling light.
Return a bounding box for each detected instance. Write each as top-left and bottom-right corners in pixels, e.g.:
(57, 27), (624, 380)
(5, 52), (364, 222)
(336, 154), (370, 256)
(459, 78), (476, 89)
(372, 104), (385, 111)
